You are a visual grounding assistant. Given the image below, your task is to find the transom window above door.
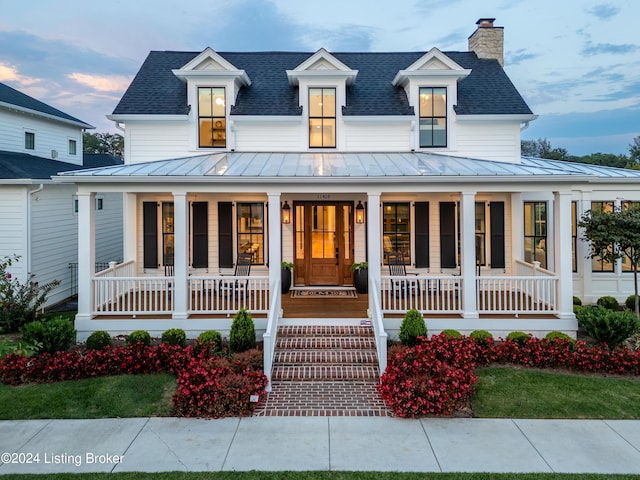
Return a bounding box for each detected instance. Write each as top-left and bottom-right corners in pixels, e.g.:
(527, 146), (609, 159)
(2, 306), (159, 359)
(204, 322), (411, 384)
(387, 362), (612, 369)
(198, 87), (226, 148)
(309, 88), (336, 148)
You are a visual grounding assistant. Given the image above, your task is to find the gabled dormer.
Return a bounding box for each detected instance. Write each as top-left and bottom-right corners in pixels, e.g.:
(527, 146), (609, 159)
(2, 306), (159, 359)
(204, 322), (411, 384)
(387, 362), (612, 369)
(173, 48), (251, 150)
(393, 48), (471, 150)
(287, 49), (358, 149)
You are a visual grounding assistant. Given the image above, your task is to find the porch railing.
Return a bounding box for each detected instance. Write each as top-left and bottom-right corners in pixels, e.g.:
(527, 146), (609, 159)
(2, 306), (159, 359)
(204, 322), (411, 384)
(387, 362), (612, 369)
(188, 276), (270, 314)
(380, 275), (463, 314)
(263, 278), (281, 392)
(514, 259), (555, 278)
(93, 276), (173, 315)
(94, 260), (136, 279)
(369, 277), (388, 376)
(477, 276), (558, 314)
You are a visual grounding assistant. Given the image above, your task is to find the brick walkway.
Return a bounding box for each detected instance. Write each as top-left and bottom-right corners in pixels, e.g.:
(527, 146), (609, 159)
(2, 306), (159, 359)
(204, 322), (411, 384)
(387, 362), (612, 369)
(254, 324), (394, 417)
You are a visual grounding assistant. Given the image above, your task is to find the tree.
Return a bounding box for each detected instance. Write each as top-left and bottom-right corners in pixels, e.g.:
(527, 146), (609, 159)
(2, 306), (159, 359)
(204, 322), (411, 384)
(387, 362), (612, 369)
(578, 205), (640, 317)
(83, 132), (124, 158)
(521, 138), (569, 160)
(629, 135), (640, 165)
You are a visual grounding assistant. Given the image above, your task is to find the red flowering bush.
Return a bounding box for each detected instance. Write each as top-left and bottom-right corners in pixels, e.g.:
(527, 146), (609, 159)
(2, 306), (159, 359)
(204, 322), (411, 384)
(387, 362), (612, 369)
(0, 342), (268, 418)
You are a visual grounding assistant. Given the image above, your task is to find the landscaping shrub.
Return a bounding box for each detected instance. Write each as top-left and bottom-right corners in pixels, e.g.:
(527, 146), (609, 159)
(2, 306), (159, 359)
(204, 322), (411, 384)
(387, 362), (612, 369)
(21, 316), (76, 354)
(126, 330), (152, 346)
(506, 331), (530, 346)
(625, 295), (639, 311)
(161, 328), (186, 347)
(0, 255), (60, 333)
(86, 330), (112, 350)
(573, 296), (582, 306)
(399, 309), (427, 347)
(229, 309), (256, 353)
(440, 329), (462, 339)
(577, 305), (640, 348)
(470, 330), (493, 342)
(230, 348), (263, 373)
(545, 331), (574, 343)
(597, 295), (620, 311)
(195, 330), (223, 355)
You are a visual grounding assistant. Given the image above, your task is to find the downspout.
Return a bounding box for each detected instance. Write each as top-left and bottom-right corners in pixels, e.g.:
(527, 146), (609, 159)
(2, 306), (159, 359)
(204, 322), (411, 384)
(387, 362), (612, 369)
(27, 184), (44, 276)
(114, 121), (125, 132)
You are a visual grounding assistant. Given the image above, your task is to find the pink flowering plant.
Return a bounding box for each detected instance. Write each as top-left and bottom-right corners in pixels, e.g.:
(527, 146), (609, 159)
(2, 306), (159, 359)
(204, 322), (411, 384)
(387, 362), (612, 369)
(0, 255), (60, 333)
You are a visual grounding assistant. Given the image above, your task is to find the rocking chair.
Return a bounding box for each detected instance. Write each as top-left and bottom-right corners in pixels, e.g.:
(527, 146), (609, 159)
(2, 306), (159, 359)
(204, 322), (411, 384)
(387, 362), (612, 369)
(387, 251), (420, 297)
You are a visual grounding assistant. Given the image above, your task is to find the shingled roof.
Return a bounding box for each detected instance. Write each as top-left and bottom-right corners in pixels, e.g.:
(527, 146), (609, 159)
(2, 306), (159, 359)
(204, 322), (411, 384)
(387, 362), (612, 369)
(0, 82), (93, 128)
(112, 50), (532, 117)
(0, 151), (122, 181)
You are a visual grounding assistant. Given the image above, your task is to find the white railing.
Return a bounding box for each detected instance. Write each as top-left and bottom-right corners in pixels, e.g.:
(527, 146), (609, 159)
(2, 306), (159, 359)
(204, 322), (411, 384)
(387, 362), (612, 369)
(380, 275), (463, 314)
(514, 259), (556, 278)
(263, 278), (281, 392)
(477, 276), (558, 314)
(188, 276), (270, 314)
(93, 276), (173, 315)
(94, 260), (136, 279)
(369, 277), (388, 376)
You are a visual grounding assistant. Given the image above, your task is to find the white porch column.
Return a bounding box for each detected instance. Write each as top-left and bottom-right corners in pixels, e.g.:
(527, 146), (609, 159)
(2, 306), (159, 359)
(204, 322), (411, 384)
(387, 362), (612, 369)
(123, 193), (137, 263)
(460, 191), (478, 319)
(554, 191), (575, 320)
(578, 190), (592, 302)
(172, 192), (188, 320)
(77, 192), (95, 322)
(367, 193), (382, 303)
(267, 193), (282, 287)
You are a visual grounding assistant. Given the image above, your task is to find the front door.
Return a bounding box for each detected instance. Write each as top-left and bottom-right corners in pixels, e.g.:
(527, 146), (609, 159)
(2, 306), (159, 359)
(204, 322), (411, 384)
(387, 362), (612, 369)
(294, 202), (353, 286)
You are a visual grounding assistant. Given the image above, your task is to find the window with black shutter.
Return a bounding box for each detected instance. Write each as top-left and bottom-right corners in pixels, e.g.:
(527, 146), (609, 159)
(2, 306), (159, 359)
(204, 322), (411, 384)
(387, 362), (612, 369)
(490, 202), (505, 268)
(440, 202), (456, 268)
(415, 202), (430, 268)
(192, 202), (208, 268)
(143, 202), (158, 269)
(218, 202), (233, 268)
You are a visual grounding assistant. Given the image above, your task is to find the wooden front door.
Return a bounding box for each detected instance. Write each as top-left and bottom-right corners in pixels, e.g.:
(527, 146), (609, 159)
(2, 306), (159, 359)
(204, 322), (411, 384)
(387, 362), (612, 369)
(294, 202), (353, 286)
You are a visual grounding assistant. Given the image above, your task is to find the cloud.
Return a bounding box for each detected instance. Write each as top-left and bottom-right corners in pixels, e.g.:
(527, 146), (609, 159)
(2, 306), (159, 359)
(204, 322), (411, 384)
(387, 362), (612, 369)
(587, 4), (620, 20)
(68, 73), (131, 93)
(582, 42), (640, 56)
(506, 49), (538, 66)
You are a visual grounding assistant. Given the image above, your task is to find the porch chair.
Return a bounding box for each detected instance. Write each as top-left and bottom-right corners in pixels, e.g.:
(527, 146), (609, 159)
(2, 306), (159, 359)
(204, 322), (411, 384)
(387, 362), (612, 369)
(219, 252), (253, 298)
(387, 251), (420, 298)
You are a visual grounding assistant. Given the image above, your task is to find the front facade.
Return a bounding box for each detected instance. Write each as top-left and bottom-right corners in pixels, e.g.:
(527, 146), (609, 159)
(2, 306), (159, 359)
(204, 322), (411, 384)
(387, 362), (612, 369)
(59, 20), (640, 367)
(0, 82), (124, 306)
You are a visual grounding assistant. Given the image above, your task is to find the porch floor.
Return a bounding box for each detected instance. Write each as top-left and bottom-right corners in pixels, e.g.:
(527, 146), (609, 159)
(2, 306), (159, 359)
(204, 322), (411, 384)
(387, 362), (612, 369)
(281, 291), (369, 318)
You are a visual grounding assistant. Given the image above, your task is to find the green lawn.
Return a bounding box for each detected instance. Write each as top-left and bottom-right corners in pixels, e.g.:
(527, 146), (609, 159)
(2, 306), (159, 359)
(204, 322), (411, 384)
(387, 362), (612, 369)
(473, 366), (640, 419)
(1, 472), (639, 479)
(0, 374), (176, 420)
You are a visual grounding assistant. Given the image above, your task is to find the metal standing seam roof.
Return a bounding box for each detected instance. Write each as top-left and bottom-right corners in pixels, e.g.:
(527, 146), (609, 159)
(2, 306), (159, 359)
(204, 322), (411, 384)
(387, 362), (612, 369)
(55, 151), (622, 182)
(520, 156), (640, 179)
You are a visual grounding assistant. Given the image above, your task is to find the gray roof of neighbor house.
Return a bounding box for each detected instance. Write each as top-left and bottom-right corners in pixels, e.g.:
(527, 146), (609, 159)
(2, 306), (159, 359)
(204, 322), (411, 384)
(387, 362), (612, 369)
(112, 51), (533, 117)
(0, 82), (94, 129)
(0, 151), (123, 181)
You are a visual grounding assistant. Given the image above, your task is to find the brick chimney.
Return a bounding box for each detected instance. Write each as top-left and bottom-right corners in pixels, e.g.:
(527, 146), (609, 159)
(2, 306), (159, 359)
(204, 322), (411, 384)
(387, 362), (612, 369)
(468, 18), (504, 67)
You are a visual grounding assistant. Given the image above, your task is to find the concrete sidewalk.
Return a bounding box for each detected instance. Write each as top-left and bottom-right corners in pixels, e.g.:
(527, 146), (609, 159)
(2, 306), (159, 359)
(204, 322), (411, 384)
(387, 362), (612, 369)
(1, 417), (640, 474)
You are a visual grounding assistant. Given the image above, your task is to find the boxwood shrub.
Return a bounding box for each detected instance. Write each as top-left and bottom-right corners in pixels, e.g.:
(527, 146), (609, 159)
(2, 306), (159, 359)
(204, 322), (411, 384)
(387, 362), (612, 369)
(86, 330), (112, 350)
(399, 309), (427, 347)
(161, 328), (186, 347)
(126, 330), (152, 346)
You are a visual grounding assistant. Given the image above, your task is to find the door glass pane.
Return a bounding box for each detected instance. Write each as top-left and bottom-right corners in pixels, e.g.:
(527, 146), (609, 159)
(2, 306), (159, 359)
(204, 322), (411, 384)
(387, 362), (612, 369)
(312, 205), (336, 259)
(295, 205), (304, 260)
(343, 205), (351, 260)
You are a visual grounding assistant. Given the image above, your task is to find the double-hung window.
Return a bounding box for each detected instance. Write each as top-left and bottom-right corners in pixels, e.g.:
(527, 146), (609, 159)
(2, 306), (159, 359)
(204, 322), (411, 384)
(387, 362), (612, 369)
(309, 88), (336, 148)
(383, 203), (410, 264)
(25, 132), (35, 150)
(237, 203), (264, 264)
(419, 87), (447, 147)
(524, 202), (547, 268)
(69, 139), (77, 155)
(590, 201), (614, 272)
(198, 87), (226, 148)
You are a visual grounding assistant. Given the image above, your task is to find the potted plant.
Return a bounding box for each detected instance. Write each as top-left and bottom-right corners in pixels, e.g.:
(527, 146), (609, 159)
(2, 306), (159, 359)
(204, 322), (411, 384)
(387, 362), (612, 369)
(281, 261), (295, 293)
(350, 262), (368, 294)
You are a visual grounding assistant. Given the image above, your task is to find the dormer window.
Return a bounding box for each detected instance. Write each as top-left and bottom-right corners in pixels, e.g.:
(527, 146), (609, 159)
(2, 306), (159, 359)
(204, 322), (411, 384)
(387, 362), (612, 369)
(309, 88), (336, 148)
(419, 87), (447, 147)
(198, 87), (226, 148)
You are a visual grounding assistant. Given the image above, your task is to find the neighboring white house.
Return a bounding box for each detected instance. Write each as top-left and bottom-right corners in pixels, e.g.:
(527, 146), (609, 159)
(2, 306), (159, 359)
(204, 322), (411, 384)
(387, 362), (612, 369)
(57, 18), (640, 352)
(0, 82), (124, 307)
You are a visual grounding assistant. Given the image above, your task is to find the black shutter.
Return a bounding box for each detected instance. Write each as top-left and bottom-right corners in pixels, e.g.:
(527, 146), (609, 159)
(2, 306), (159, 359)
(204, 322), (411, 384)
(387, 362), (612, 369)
(218, 202), (233, 268)
(143, 202), (158, 269)
(192, 202), (208, 268)
(415, 202), (430, 268)
(440, 202), (456, 268)
(490, 201), (505, 268)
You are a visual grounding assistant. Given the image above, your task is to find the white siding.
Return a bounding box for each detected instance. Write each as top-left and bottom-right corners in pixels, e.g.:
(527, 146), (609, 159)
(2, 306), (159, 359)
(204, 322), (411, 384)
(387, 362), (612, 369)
(0, 109), (84, 165)
(0, 186), (28, 281)
(344, 123), (412, 151)
(234, 123), (301, 151)
(126, 122), (190, 164)
(95, 192), (124, 264)
(451, 121), (521, 163)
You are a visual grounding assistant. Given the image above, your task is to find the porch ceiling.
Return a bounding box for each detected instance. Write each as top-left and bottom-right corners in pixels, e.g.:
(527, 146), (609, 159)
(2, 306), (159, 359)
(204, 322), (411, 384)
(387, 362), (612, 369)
(54, 151), (624, 184)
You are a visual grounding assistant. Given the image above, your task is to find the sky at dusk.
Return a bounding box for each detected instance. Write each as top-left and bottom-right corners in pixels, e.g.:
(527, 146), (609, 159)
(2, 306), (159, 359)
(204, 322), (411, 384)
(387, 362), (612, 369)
(1, 0), (638, 156)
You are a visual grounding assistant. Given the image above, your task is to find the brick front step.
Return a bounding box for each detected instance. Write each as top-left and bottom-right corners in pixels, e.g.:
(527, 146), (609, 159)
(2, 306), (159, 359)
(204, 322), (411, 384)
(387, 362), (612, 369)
(253, 381), (393, 417)
(275, 336), (376, 350)
(273, 349), (378, 365)
(277, 325), (374, 337)
(272, 364), (380, 381)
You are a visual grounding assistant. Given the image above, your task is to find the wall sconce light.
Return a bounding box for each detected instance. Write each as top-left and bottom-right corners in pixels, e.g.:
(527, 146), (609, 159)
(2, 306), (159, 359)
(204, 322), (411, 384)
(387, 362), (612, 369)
(355, 200), (365, 224)
(282, 201), (291, 224)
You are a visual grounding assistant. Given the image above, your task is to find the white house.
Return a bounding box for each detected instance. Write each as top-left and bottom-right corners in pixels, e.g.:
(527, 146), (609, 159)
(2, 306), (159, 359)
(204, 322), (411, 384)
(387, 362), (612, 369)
(0, 82), (124, 307)
(56, 19), (640, 375)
